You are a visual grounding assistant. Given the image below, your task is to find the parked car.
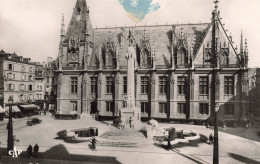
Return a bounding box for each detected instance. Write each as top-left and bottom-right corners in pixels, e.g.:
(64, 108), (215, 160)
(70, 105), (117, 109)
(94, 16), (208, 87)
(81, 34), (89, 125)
(26, 117), (42, 126)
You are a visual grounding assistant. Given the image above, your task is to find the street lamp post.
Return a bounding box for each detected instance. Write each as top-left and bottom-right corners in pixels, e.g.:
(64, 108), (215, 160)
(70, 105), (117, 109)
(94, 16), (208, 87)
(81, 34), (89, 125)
(213, 103), (219, 164)
(80, 73), (85, 115)
(7, 95), (14, 153)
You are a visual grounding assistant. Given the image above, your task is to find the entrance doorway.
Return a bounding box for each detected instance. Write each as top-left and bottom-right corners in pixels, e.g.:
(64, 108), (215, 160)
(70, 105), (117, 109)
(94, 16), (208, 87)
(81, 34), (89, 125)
(90, 101), (97, 114)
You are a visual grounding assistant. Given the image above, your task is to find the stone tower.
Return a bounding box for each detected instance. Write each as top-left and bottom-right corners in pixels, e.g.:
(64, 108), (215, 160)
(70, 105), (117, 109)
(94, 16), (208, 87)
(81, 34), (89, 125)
(57, 0), (93, 116)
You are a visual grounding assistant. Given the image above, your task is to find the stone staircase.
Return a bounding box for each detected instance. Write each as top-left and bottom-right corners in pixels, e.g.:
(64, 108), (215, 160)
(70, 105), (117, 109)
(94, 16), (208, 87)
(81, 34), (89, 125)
(80, 112), (95, 120)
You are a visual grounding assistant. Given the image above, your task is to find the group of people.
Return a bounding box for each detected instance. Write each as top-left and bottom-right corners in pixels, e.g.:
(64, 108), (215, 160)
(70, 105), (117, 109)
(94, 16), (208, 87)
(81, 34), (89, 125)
(27, 144), (39, 158)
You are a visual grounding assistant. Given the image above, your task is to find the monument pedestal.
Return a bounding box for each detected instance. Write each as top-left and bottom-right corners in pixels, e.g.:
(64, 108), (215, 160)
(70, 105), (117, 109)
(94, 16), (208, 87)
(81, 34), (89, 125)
(119, 44), (142, 130)
(119, 107), (142, 130)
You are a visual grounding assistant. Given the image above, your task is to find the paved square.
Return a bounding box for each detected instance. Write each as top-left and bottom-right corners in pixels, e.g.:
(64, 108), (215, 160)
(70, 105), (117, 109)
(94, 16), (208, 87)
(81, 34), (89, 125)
(0, 114), (260, 164)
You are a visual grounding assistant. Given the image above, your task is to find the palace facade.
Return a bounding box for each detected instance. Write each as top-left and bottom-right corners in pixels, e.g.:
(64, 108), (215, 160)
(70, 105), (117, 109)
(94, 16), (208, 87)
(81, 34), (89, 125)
(56, 0), (249, 121)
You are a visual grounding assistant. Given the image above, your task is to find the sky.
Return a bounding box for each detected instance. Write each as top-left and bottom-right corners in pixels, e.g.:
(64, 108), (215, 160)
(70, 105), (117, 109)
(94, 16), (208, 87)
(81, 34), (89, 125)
(0, 0), (259, 67)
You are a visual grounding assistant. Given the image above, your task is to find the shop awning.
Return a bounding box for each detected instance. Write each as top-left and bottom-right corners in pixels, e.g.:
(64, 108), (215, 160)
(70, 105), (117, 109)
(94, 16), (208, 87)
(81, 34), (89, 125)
(3, 106), (20, 113)
(19, 104), (39, 110)
(0, 106), (6, 113)
(12, 106), (21, 113)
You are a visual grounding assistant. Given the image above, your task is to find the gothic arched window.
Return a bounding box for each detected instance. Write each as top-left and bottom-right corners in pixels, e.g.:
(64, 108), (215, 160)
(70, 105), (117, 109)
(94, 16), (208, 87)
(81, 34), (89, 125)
(221, 52), (229, 65)
(177, 47), (188, 65)
(141, 48), (150, 67)
(204, 52), (211, 65)
(106, 49), (114, 66)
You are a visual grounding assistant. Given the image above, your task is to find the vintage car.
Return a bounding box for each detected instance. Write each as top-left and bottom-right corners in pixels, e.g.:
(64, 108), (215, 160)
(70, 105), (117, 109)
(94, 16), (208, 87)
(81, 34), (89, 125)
(26, 117), (42, 126)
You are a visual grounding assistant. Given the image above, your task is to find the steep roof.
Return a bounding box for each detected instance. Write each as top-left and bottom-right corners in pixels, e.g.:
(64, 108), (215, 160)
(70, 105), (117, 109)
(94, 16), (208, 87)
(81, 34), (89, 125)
(91, 23), (210, 67)
(2, 51), (35, 65)
(64, 0), (93, 43)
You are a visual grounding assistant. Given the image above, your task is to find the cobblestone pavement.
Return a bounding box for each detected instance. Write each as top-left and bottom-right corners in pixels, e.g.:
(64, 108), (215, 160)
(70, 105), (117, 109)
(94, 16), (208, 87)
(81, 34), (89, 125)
(0, 113), (260, 164)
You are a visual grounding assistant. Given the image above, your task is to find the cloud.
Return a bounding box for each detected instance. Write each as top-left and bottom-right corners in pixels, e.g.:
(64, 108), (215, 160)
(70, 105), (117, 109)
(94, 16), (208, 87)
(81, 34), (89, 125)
(118, 0), (160, 22)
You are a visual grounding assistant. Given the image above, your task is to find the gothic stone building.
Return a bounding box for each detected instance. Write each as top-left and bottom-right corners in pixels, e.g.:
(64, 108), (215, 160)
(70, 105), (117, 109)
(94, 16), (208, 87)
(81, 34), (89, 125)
(56, 0), (249, 122)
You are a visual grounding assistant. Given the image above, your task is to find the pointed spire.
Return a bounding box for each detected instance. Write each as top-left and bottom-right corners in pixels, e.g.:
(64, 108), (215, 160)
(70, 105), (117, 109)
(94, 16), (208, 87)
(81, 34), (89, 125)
(214, 0), (219, 13)
(127, 29), (135, 46)
(244, 38), (248, 54)
(229, 33), (232, 42)
(240, 30), (243, 54)
(85, 17), (89, 36)
(64, 0), (92, 42)
(60, 14), (65, 36)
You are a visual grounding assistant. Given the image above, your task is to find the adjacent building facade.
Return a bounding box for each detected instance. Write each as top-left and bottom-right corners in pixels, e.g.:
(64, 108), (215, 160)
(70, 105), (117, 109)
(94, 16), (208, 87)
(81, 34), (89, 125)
(0, 50), (56, 112)
(0, 50), (5, 107)
(34, 58), (56, 110)
(56, 0), (250, 122)
(3, 52), (36, 105)
(254, 69), (260, 116)
(35, 63), (45, 101)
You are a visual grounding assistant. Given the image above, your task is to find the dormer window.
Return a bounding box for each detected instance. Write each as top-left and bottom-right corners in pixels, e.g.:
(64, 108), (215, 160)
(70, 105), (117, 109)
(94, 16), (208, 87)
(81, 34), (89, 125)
(141, 48), (150, 67)
(176, 47), (188, 65)
(204, 52), (212, 65)
(221, 51), (229, 65)
(175, 38), (188, 66)
(106, 49), (114, 66)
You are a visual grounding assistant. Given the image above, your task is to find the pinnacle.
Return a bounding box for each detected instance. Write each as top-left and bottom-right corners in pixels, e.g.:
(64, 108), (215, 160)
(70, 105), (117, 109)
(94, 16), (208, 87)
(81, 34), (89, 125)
(64, 0), (92, 43)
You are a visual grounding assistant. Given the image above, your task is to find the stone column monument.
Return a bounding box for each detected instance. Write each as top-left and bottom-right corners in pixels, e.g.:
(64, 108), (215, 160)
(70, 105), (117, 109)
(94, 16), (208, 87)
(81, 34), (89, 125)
(119, 46), (141, 129)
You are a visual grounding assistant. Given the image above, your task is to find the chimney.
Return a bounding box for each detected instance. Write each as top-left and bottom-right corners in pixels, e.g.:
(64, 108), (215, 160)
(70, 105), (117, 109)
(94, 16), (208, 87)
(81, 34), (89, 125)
(19, 56), (23, 61)
(24, 58), (31, 63)
(47, 57), (53, 66)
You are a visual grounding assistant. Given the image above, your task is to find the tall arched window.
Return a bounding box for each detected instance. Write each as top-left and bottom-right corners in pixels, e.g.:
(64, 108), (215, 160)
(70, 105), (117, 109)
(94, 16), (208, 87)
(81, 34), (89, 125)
(141, 48), (149, 66)
(106, 49), (114, 66)
(221, 52), (229, 65)
(177, 47), (188, 65)
(204, 52), (211, 65)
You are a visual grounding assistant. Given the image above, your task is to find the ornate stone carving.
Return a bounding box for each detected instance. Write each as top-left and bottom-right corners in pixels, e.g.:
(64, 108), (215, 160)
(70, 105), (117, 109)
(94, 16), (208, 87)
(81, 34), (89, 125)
(214, 73), (220, 85)
(135, 73), (138, 85)
(241, 78), (249, 85)
(69, 37), (80, 50)
(150, 72), (156, 85)
(170, 73), (175, 84)
(214, 78), (220, 85)
(98, 76), (102, 85)
(189, 78), (195, 85)
(102, 32), (116, 67)
(115, 73), (120, 84)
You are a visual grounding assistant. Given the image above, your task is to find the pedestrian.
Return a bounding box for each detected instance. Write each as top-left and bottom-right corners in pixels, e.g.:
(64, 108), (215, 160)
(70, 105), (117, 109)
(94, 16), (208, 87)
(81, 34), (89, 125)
(27, 145), (33, 158)
(44, 109), (46, 115)
(91, 137), (98, 151)
(129, 116), (133, 128)
(6, 122), (9, 130)
(51, 110), (55, 117)
(34, 144), (39, 157)
(95, 111), (99, 120)
(27, 113), (31, 119)
(209, 133), (214, 145)
(132, 119), (135, 130)
(120, 117), (125, 130)
(167, 137), (171, 150)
